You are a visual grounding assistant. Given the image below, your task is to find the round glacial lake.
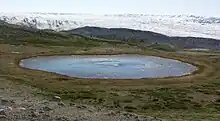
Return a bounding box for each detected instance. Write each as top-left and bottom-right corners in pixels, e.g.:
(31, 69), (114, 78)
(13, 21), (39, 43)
(19, 55), (197, 79)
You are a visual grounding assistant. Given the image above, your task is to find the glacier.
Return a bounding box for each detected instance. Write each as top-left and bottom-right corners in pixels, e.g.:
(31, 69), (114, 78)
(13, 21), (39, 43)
(0, 12), (220, 39)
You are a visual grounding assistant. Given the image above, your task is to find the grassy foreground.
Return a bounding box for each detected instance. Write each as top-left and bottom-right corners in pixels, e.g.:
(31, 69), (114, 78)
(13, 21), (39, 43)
(0, 25), (220, 121)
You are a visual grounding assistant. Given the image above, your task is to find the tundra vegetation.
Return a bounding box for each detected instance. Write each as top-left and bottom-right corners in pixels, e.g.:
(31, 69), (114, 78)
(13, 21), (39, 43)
(0, 23), (220, 121)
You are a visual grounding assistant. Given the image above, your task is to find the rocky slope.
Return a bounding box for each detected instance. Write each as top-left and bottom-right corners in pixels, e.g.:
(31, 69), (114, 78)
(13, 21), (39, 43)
(0, 77), (162, 121)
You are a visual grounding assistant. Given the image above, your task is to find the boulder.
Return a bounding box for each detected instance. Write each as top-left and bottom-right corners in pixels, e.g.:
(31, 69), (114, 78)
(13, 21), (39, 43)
(53, 96), (61, 102)
(0, 109), (7, 116)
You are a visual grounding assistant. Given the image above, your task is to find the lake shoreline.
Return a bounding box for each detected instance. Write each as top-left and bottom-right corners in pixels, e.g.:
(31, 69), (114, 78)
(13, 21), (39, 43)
(19, 54), (198, 79)
(17, 52), (205, 81)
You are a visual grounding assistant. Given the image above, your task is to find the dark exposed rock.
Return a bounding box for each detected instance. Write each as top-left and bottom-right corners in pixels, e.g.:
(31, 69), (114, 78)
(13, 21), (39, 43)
(76, 105), (87, 109)
(0, 109), (7, 116)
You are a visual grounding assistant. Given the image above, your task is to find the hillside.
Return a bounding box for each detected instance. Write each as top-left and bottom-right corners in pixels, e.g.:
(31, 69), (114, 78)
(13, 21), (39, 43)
(67, 26), (220, 50)
(0, 21), (179, 52)
(1, 19), (219, 50)
(0, 21), (127, 48)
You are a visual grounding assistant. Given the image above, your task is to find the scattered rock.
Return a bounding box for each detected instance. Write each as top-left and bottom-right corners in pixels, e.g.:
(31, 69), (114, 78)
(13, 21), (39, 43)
(42, 114), (50, 118)
(122, 112), (135, 118)
(115, 110), (121, 114)
(56, 116), (69, 121)
(42, 106), (52, 112)
(134, 115), (139, 120)
(76, 105), (87, 109)
(88, 109), (93, 112)
(137, 116), (162, 121)
(1, 99), (11, 105)
(106, 111), (115, 116)
(6, 107), (12, 111)
(150, 118), (163, 121)
(0, 74), (166, 121)
(69, 102), (75, 106)
(17, 107), (26, 111)
(53, 96), (61, 102)
(1, 99), (15, 106)
(10, 100), (15, 104)
(0, 109), (7, 116)
(38, 110), (45, 114)
(32, 111), (40, 117)
(58, 102), (66, 107)
(41, 101), (49, 105)
(0, 115), (7, 119)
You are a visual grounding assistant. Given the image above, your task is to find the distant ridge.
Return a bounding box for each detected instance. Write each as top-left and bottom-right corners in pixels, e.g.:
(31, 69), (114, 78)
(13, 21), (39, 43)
(66, 26), (220, 50)
(1, 19), (220, 50)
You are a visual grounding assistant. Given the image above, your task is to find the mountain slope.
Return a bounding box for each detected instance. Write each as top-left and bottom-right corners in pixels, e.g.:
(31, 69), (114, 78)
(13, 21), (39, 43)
(0, 13), (220, 39)
(67, 26), (220, 50)
(0, 21), (126, 47)
(69, 26), (170, 43)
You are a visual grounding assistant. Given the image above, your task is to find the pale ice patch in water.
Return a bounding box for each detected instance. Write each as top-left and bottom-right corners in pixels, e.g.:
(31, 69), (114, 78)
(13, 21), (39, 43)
(92, 59), (122, 67)
(94, 61), (121, 67)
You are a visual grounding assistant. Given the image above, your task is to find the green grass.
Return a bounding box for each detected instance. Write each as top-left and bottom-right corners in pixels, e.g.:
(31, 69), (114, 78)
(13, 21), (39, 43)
(0, 24), (129, 48)
(0, 24), (220, 121)
(148, 43), (177, 52)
